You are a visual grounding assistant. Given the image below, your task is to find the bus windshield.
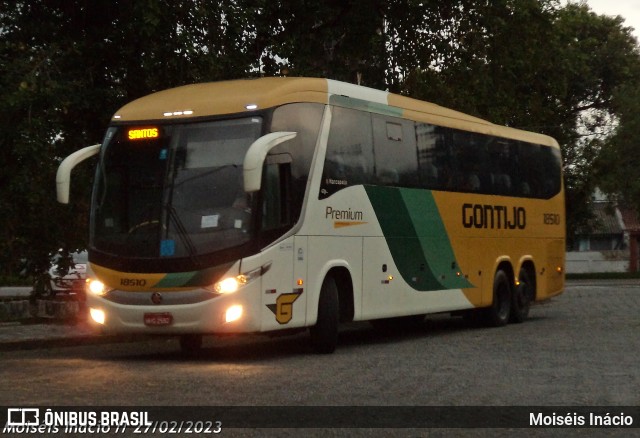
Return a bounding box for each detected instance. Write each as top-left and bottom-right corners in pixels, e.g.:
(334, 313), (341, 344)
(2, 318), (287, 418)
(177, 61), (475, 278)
(91, 117), (263, 259)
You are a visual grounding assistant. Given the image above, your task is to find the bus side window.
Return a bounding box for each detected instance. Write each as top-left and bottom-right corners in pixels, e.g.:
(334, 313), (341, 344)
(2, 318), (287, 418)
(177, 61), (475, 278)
(416, 123), (442, 190)
(372, 115), (417, 187)
(270, 103), (324, 219)
(320, 106), (373, 199)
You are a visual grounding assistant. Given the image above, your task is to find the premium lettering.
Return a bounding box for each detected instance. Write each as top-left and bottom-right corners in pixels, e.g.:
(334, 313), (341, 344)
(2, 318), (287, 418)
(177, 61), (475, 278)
(462, 203), (526, 229)
(325, 206), (363, 221)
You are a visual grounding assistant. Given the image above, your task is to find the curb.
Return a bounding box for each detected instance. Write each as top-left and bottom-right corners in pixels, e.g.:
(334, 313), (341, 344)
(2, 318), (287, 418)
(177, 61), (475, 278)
(0, 299), (31, 321)
(0, 332), (138, 352)
(0, 311), (150, 351)
(0, 322), (149, 351)
(0, 291), (149, 350)
(0, 297), (86, 323)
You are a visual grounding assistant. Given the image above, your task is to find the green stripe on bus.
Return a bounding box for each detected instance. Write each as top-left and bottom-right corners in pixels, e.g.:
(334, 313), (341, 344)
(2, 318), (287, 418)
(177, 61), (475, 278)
(329, 95), (403, 117)
(186, 262), (235, 287)
(364, 185), (474, 291)
(153, 262), (236, 288)
(153, 271), (198, 288)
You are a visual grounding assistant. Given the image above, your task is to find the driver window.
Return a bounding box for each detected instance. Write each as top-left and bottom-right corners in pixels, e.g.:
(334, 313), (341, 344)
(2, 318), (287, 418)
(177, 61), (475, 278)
(261, 154), (292, 231)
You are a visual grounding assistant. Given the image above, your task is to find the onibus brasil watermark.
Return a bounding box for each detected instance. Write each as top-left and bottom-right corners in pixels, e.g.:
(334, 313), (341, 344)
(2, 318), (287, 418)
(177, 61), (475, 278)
(4, 408), (222, 434)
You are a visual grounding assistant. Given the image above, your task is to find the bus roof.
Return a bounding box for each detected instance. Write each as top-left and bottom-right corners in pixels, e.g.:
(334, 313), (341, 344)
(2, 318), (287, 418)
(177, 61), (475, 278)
(113, 77), (558, 147)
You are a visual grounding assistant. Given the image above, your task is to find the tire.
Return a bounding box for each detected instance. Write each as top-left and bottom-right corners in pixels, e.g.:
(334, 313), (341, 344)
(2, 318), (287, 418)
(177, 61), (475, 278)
(309, 276), (339, 354)
(484, 270), (511, 327)
(179, 334), (203, 356)
(510, 268), (533, 323)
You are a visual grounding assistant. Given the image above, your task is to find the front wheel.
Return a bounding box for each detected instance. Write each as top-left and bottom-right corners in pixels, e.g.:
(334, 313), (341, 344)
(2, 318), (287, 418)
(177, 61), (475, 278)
(309, 276), (339, 354)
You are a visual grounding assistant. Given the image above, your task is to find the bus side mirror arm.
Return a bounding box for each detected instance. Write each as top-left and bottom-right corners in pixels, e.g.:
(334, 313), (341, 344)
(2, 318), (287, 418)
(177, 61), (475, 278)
(243, 132), (297, 192)
(56, 144), (101, 204)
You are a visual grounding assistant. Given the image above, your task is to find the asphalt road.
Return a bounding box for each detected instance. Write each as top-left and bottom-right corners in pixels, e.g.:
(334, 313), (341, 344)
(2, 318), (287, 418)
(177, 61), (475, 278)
(1, 280), (638, 437)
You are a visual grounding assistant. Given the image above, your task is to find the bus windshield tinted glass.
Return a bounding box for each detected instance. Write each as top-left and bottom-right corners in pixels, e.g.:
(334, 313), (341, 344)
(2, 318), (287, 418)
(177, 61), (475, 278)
(91, 118), (262, 258)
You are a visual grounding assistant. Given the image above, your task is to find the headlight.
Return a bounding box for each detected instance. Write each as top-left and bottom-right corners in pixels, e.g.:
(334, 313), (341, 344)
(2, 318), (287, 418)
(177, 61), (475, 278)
(214, 276), (247, 294)
(211, 263), (271, 294)
(87, 279), (108, 296)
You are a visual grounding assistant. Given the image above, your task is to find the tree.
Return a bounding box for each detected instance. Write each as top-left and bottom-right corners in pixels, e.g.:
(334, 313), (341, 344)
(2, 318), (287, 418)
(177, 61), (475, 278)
(250, 0), (388, 87)
(0, 1), (259, 284)
(397, 0), (640, 242)
(2, 0), (640, 283)
(594, 81), (640, 213)
(554, 3), (640, 242)
(0, 2), (97, 284)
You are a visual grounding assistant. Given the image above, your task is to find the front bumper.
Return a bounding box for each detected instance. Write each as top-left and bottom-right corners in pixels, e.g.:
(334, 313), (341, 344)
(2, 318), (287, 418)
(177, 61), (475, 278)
(85, 284), (262, 335)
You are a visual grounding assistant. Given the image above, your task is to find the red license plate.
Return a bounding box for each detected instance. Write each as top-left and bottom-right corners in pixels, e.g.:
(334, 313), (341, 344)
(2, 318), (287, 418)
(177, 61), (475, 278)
(144, 312), (173, 326)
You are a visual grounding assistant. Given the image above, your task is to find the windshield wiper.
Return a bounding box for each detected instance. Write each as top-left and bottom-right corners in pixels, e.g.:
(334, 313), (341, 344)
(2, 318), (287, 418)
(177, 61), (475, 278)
(172, 164), (238, 188)
(164, 203), (202, 267)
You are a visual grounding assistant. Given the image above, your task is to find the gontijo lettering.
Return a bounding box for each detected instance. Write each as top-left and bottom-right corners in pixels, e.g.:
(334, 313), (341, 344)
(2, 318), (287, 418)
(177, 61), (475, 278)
(128, 127), (159, 140)
(462, 203), (526, 229)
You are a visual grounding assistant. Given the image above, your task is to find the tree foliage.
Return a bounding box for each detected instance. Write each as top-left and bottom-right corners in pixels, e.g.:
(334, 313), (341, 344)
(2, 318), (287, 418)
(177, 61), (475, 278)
(0, 0), (258, 282)
(1, 0), (639, 280)
(396, 1), (640, 240)
(594, 81), (640, 212)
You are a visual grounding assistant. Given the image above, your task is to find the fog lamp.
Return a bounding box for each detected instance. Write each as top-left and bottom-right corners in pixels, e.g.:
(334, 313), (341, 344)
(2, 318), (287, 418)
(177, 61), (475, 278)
(90, 308), (106, 325)
(225, 305), (243, 323)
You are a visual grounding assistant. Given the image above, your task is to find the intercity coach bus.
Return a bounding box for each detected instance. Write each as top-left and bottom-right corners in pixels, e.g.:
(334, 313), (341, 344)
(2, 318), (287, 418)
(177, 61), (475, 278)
(56, 77), (565, 354)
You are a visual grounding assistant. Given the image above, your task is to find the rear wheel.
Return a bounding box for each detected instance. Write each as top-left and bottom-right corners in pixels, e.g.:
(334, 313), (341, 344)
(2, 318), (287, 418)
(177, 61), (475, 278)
(309, 276), (339, 354)
(510, 268), (533, 323)
(484, 270), (511, 327)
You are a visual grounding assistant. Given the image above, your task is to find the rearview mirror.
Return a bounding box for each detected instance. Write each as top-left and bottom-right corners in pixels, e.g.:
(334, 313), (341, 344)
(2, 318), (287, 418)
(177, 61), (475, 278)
(243, 132), (297, 192)
(56, 144), (101, 204)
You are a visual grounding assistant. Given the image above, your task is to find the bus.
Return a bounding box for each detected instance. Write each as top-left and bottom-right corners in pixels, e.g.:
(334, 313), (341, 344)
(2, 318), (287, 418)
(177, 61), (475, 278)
(56, 77), (565, 354)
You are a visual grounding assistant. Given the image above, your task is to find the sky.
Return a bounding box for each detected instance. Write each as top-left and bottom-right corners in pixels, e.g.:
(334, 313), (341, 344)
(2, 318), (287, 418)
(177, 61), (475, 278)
(581, 0), (640, 40)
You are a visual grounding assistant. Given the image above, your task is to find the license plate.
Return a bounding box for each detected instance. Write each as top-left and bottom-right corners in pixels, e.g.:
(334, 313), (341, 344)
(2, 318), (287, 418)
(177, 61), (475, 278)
(144, 312), (173, 326)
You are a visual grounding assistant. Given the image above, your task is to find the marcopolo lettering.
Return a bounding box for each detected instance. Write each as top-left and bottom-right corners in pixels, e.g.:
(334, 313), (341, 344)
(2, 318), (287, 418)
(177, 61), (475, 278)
(462, 203), (526, 230)
(325, 206), (363, 221)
